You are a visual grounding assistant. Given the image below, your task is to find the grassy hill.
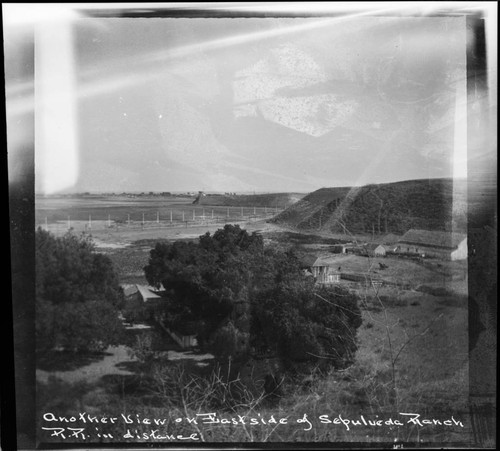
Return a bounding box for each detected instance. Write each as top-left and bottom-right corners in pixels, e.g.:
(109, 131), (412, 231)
(270, 178), (468, 235)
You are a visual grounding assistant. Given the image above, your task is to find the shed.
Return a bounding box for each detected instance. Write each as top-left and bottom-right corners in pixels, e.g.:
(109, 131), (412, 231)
(374, 244), (387, 257)
(363, 243), (381, 256)
(331, 244), (348, 254)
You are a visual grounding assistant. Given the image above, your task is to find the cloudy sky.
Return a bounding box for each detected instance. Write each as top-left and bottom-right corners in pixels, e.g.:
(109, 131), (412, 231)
(35, 14), (467, 193)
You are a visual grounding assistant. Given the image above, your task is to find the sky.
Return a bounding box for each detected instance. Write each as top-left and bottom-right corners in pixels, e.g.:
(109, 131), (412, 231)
(33, 13), (468, 194)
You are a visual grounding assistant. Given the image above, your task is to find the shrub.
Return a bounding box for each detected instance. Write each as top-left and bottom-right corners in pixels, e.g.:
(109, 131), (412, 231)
(252, 283), (362, 372)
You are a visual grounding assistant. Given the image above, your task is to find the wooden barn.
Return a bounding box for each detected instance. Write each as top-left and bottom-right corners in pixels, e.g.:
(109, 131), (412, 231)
(396, 229), (468, 260)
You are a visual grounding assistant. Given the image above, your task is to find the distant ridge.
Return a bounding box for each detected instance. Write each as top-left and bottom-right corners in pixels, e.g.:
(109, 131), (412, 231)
(192, 192), (305, 209)
(270, 178), (467, 235)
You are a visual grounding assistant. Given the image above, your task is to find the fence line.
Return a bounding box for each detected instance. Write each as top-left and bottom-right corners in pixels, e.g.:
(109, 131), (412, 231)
(37, 207), (285, 233)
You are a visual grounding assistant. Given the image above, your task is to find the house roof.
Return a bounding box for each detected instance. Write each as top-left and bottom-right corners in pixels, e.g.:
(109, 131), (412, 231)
(365, 243), (381, 251)
(122, 284), (138, 297)
(136, 284), (162, 301)
(398, 229), (467, 249)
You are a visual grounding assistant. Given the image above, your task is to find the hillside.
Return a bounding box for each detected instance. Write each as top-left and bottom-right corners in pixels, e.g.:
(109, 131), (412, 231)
(270, 178), (468, 235)
(192, 192), (305, 209)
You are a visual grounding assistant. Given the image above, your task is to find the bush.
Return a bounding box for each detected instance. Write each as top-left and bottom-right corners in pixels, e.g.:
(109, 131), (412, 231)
(53, 301), (123, 352)
(209, 321), (250, 361)
(252, 283), (362, 371)
(128, 333), (157, 363)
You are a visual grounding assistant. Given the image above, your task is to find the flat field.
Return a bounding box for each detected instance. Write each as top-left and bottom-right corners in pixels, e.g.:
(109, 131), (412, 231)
(36, 195), (286, 228)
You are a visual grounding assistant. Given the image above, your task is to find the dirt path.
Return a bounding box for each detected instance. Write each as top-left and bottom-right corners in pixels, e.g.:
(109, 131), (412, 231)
(36, 345), (137, 384)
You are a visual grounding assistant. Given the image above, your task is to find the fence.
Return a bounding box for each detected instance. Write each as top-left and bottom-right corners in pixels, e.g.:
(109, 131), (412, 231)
(36, 206), (285, 234)
(161, 325), (198, 349)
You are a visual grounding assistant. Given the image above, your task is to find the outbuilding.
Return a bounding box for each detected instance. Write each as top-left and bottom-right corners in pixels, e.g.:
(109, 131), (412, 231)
(396, 229), (467, 260)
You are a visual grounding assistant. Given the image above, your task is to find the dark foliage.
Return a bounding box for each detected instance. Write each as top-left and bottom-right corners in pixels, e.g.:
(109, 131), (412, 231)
(252, 283), (362, 371)
(36, 229), (124, 353)
(143, 224), (362, 371)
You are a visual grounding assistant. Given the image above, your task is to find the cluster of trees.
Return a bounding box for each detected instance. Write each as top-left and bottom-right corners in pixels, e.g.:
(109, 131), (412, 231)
(36, 229), (124, 353)
(144, 224), (362, 371)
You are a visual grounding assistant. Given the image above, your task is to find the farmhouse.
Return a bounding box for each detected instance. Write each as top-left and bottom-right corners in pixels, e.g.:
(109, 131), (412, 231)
(396, 229), (467, 260)
(300, 256), (340, 284)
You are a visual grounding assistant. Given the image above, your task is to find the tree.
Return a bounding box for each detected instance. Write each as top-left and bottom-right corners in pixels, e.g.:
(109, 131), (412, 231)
(36, 228), (124, 353)
(144, 224), (363, 371)
(144, 225), (263, 347)
(252, 282), (362, 371)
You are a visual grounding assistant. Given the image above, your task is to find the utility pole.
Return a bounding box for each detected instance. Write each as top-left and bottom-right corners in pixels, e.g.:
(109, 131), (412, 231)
(142, 213), (145, 226)
(170, 210), (172, 223)
(89, 215), (92, 230)
(182, 210), (185, 222)
(157, 211), (160, 224)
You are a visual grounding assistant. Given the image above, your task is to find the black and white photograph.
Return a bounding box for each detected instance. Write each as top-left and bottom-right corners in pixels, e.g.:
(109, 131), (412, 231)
(4, 2), (497, 449)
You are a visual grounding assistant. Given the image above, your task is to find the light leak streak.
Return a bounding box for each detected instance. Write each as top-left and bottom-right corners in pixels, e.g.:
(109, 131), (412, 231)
(35, 19), (79, 194)
(9, 5), (402, 118)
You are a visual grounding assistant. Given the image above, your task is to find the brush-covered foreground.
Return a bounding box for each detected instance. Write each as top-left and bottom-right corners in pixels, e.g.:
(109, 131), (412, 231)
(37, 285), (470, 445)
